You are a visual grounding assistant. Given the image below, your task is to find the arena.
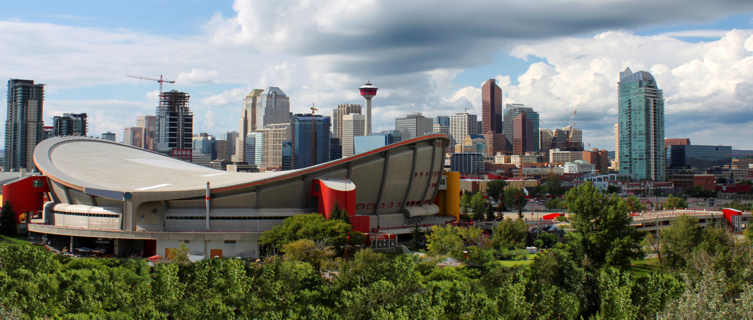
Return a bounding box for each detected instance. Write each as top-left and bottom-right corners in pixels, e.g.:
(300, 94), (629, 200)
(29, 134), (451, 258)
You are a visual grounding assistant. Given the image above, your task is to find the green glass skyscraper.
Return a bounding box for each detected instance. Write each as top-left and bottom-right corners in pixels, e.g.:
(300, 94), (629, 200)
(618, 68), (665, 181)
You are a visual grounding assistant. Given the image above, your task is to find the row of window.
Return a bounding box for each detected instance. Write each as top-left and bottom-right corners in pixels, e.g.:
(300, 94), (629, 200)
(55, 211), (119, 218)
(165, 216), (285, 220)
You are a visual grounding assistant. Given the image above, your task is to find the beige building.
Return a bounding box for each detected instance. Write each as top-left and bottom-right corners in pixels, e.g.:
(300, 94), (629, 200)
(258, 123), (290, 170)
(549, 148), (582, 164)
(342, 113), (365, 157)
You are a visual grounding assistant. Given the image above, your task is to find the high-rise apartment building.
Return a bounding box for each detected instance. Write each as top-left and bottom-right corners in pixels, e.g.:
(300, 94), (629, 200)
(395, 113), (433, 140)
(156, 90), (193, 161)
(341, 113), (365, 157)
(504, 104), (539, 151)
(234, 89), (264, 163)
(582, 149), (610, 174)
(449, 113), (479, 148)
(101, 132), (116, 142)
(290, 114), (331, 169)
(259, 87), (290, 127)
(136, 115), (157, 150)
(482, 79), (503, 134)
(618, 68), (665, 181)
(258, 123), (290, 170)
(53, 113), (87, 137)
(5, 79), (44, 171)
(332, 104), (361, 139)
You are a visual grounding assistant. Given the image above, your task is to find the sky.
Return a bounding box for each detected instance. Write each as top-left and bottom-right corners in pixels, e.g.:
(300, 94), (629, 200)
(2, 0), (753, 150)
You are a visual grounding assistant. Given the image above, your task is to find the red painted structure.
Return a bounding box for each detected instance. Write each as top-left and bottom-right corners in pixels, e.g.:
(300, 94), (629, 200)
(542, 213), (563, 220)
(722, 208), (743, 225)
(312, 178), (370, 233)
(2, 176), (50, 223)
(359, 82), (378, 98)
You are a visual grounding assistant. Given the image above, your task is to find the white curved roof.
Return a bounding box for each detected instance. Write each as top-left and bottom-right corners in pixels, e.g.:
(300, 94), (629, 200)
(34, 137), (290, 192)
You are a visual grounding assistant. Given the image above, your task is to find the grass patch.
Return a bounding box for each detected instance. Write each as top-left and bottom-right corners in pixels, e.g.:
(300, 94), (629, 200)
(0, 235), (31, 247)
(630, 257), (664, 275)
(496, 259), (533, 267)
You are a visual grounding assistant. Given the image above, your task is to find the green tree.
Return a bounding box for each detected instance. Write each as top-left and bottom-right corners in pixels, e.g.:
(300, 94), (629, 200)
(469, 192), (487, 221)
(624, 195), (645, 213)
(492, 219), (528, 250)
(486, 180), (506, 202)
(259, 214), (359, 253)
(330, 203), (350, 223)
(167, 243), (191, 264)
(504, 188), (528, 219)
(460, 192), (471, 215)
(664, 195), (688, 210)
(282, 239), (335, 270)
(426, 225), (464, 258)
(659, 215), (702, 269)
(540, 174), (566, 197)
(0, 203), (16, 236)
(565, 183), (645, 270)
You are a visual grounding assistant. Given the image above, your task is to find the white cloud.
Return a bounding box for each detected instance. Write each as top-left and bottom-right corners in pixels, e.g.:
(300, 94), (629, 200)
(176, 69), (219, 84)
(462, 29), (753, 149)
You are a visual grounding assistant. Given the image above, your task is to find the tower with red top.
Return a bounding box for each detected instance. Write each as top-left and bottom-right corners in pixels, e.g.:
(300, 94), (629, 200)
(359, 81), (378, 135)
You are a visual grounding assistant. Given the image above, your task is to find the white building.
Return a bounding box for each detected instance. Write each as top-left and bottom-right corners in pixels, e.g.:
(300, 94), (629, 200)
(564, 160), (595, 174)
(342, 114), (365, 157)
(449, 113), (479, 148)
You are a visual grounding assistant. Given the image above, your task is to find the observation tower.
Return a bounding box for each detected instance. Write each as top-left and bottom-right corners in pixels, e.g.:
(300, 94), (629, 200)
(359, 81), (378, 135)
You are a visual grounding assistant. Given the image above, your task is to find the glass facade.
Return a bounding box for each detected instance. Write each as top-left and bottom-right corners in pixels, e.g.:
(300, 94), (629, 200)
(5, 79), (44, 171)
(290, 114), (331, 169)
(670, 145), (732, 170)
(503, 104), (539, 151)
(618, 68), (665, 181)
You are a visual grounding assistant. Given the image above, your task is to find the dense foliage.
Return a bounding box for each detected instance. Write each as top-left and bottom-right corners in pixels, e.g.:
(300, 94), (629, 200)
(1, 183), (752, 319)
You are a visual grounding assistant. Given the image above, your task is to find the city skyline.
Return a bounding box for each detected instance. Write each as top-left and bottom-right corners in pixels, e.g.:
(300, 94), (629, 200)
(1, 2), (753, 150)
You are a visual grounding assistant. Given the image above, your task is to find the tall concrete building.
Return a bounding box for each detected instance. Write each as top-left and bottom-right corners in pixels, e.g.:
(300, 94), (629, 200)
(225, 131), (238, 163)
(395, 113), (433, 140)
(234, 89), (264, 163)
(258, 123), (290, 170)
(290, 114), (331, 169)
(136, 115), (157, 150)
(618, 68), (665, 181)
(614, 123), (620, 169)
(332, 104), (361, 139)
(5, 79), (44, 171)
(246, 132), (264, 167)
(449, 113), (479, 148)
(259, 87), (290, 127)
(341, 113), (365, 157)
(482, 79), (503, 134)
(504, 104), (539, 151)
(156, 90), (193, 161)
(53, 113), (87, 137)
(123, 127), (145, 147)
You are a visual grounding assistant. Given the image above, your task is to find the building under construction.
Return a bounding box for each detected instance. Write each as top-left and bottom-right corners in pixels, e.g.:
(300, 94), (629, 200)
(156, 90), (193, 161)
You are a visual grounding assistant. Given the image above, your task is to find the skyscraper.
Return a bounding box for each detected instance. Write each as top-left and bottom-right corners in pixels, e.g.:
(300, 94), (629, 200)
(503, 104), (539, 151)
(618, 68), (665, 181)
(123, 127), (145, 147)
(258, 123), (290, 170)
(433, 116), (450, 136)
(258, 87), (290, 127)
(332, 104), (361, 139)
(235, 89), (264, 163)
(290, 114), (331, 168)
(482, 79), (503, 134)
(136, 115), (156, 150)
(53, 113), (87, 137)
(614, 123), (619, 169)
(156, 90), (193, 161)
(5, 79), (44, 171)
(449, 113), (478, 148)
(341, 113), (365, 157)
(512, 112), (534, 154)
(395, 113), (433, 140)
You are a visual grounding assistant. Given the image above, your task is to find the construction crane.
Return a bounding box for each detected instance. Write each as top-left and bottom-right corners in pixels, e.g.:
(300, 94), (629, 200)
(127, 74), (175, 94)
